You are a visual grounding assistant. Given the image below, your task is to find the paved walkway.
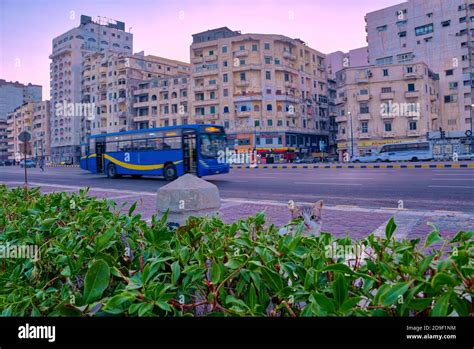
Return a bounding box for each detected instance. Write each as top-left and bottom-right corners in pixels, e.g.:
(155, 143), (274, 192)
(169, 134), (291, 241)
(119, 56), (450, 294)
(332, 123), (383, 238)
(5, 182), (473, 241)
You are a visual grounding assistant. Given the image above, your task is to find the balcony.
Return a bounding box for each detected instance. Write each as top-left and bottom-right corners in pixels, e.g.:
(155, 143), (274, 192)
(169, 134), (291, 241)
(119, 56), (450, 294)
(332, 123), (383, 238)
(234, 50), (249, 58)
(193, 85), (204, 92)
(235, 110), (252, 118)
(407, 130), (421, 137)
(381, 112), (396, 119)
(275, 94), (300, 103)
(336, 134), (347, 141)
(358, 133), (372, 139)
(335, 116), (348, 123)
(382, 131), (395, 138)
(283, 51), (296, 61)
(192, 56), (204, 64)
(133, 116), (150, 122)
(284, 81), (298, 89)
(357, 113), (371, 121)
(404, 72), (423, 80)
(205, 84), (218, 91)
(380, 91), (395, 100)
(356, 94), (371, 102)
(235, 80), (250, 87)
(204, 54), (218, 62)
(133, 101), (150, 108)
(405, 91), (419, 98)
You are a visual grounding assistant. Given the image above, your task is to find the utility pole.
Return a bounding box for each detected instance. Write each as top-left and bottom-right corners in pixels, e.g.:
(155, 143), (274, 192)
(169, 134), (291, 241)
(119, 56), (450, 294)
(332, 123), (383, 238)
(348, 111), (354, 157)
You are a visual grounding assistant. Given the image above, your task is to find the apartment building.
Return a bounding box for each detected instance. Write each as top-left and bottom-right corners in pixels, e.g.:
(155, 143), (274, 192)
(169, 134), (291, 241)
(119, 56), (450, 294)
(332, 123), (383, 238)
(190, 27), (332, 155)
(6, 103), (34, 162)
(50, 15), (133, 164)
(0, 119), (8, 161)
(32, 101), (51, 161)
(365, 0), (474, 134)
(335, 62), (440, 157)
(0, 79), (42, 121)
(133, 75), (190, 129)
(83, 51), (190, 135)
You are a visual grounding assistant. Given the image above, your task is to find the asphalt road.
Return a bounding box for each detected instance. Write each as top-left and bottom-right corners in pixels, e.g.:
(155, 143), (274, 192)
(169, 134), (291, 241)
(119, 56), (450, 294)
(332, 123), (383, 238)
(1, 165), (473, 213)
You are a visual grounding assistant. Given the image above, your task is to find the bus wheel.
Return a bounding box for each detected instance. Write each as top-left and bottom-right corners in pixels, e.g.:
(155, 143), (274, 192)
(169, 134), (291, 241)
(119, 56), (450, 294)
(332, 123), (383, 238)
(411, 157), (418, 162)
(107, 164), (119, 178)
(163, 163), (177, 181)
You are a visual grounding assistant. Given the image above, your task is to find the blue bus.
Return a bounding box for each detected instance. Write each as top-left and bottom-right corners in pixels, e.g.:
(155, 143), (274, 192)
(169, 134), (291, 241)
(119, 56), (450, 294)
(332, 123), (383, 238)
(80, 124), (230, 180)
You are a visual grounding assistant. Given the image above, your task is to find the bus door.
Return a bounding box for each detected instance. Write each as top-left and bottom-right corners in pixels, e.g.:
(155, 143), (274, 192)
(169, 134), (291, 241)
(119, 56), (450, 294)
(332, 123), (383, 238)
(96, 139), (105, 173)
(182, 129), (197, 175)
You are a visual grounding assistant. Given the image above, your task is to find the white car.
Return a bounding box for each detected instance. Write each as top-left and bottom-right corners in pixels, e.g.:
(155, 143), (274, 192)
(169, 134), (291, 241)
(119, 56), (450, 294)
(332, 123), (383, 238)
(351, 153), (387, 163)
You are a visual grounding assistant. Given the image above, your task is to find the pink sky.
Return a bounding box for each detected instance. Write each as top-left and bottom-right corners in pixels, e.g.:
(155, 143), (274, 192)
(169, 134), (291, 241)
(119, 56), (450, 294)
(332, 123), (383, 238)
(0, 0), (403, 98)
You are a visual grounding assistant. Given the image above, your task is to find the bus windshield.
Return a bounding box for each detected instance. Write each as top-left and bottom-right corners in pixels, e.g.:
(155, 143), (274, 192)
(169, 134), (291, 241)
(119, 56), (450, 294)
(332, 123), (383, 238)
(200, 132), (227, 158)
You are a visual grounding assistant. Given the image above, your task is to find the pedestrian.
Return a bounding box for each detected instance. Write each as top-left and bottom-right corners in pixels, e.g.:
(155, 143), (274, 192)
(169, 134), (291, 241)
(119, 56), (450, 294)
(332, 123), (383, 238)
(39, 157), (45, 172)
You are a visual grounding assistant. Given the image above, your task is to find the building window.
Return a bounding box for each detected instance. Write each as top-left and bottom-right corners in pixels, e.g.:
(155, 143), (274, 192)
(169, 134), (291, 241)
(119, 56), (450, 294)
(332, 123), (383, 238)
(377, 25), (388, 32)
(441, 20), (451, 27)
(444, 95), (458, 103)
(267, 119), (273, 126)
(415, 23), (433, 36)
(239, 59), (245, 66)
(384, 123), (392, 132)
(267, 104), (272, 111)
(222, 46), (227, 53)
(255, 120), (260, 127)
(265, 56), (272, 64)
(240, 73), (246, 81)
(383, 69), (389, 77)
(381, 87), (392, 93)
(407, 83), (415, 92)
(265, 71), (271, 80)
(376, 56), (393, 65)
(277, 120), (283, 126)
(223, 74), (228, 83)
(398, 31), (407, 37)
(252, 44), (258, 51)
(361, 122), (368, 133)
(209, 50), (214, 56)
(223, 61), (228, 67)
(223, 89), (229, 97)
(210, 106), (216, 114)
(239, 45), (245, 51)
(360, 103), (369, 114)
(397, 53), (413, 63)
(409, 121), (417, 130)
(275, 58), (280, 65)
(264, 43), (270, 50)
(446, 69), (454, 76)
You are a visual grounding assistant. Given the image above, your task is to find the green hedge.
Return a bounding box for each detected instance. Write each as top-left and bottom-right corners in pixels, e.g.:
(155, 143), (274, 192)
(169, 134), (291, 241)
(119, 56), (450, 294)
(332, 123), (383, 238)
(0, 185), (472, 316)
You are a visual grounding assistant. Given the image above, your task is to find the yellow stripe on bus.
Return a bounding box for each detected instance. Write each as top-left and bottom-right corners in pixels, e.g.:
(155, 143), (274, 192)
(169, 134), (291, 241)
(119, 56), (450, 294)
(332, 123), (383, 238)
(103, 154), (182, 171)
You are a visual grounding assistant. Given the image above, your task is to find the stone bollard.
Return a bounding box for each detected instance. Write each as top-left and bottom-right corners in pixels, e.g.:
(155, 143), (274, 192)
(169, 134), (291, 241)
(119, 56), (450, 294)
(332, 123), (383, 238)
(156, 174), (220, 226)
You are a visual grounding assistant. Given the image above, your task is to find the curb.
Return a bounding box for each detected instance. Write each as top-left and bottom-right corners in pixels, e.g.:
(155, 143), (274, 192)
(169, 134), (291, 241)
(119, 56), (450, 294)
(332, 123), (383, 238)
(231, 163), (474, 170)
(46, 165), (80, 168)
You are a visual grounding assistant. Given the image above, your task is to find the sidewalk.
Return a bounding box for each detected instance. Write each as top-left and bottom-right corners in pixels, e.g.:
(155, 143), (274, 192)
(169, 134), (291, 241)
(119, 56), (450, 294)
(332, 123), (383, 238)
(13, 183), (473, 241)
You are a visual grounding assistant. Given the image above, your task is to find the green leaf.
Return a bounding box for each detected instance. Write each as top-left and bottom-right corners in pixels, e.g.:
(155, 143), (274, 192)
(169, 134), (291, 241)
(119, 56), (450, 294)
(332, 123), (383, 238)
(261, 267), (284, 292)
(171, 261), (180, 285)
(424, 230), (443, 249)
(430, 292), (451, 316)
(379, 281), (412, 307)
(83, 260), (110, 304)
(311, 293), (336, 314)
(450, 294), (470, 317)
(155, 300), (171, 312)
(248, 283), (257, 310)
(211, 261), (221, 284)
(138, 303), (154, 316)
(224, 258), (241, 270)
(103, 292), (136, 314)
(385, 217), (397, 240)
(431, 272), (457, 290)
(322, 263), (354, 275)
(128, 202), (137, 216)
(341, 297), (362, 313)
(332, 273), (348, 307)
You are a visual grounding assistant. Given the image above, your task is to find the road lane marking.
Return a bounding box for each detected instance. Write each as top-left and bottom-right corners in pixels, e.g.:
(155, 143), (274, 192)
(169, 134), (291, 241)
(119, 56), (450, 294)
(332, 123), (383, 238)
(431, 178), (474, 181)
(429, 185), (474, 189)
(293, 182), (363, 186)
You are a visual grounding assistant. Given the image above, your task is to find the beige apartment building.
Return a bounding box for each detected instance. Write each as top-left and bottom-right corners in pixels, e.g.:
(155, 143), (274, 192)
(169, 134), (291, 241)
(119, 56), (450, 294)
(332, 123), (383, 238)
(133, 75), (190, 129)
(50, 15), (133, 164)
(190, 27), (332, 155)
(83, 51), (190, 135)
(0, 119), (8, 161)
(335, 62), (440, 157)
(6, 101), (52, 162)
(32, 101), (51, 160)
(365, 0), (474, 134)
(6, 103), (34, 162)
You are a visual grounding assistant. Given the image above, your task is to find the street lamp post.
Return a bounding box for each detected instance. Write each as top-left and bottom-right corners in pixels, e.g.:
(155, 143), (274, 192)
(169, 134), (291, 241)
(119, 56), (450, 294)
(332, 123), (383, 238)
(348, 111), (354, 158)
(471, 104), (474, 153)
